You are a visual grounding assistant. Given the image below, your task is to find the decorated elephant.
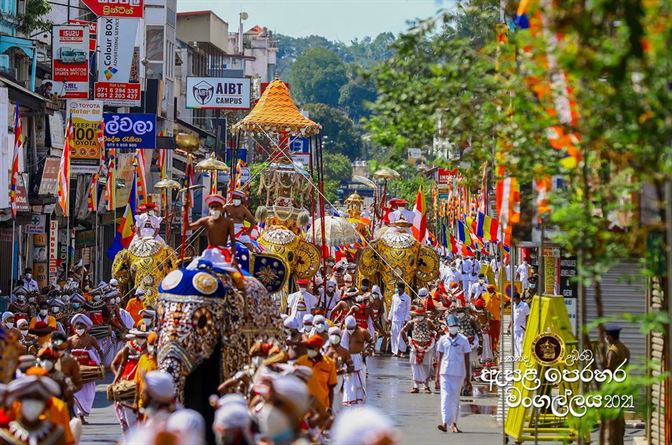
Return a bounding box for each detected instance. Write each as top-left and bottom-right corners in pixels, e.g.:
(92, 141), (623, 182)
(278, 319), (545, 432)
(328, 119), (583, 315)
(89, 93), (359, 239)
(111, 236), (178, 306)
(357, 224), (440, 311)
(232, 241), (290, 295)
(155, 256), (282, 437)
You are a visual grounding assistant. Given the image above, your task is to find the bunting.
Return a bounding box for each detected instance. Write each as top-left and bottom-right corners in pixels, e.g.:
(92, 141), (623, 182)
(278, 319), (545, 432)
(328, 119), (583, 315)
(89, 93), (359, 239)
(9, 103), (22, 219)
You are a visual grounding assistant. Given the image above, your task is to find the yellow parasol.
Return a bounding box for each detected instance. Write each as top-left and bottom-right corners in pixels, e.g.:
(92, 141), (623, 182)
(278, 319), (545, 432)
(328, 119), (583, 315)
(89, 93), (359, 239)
(312, 215), (361, 247)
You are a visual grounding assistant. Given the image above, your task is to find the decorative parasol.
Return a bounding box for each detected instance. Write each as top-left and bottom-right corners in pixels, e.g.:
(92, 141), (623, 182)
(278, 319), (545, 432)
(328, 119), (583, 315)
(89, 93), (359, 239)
(232, 78), (321, 136)
(373, 167), (400, 180)
(195, 152), (229, 172)
(154, 179), (181, 190)
(312, 216), (361, 247)
(352, 175), (376, 189)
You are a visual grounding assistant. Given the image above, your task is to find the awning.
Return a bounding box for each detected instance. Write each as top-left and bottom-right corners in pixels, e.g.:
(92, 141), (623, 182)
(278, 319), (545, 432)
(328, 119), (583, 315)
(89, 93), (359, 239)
(0, 75), (45, 110)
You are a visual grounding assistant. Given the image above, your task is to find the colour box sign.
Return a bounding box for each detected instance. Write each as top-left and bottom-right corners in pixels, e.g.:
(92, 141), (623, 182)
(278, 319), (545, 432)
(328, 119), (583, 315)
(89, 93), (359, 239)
(186, 77), (251, 110)
(95, 17), (140, 106)
(104, 113), (156, 150)
(52, 25), (89, 99)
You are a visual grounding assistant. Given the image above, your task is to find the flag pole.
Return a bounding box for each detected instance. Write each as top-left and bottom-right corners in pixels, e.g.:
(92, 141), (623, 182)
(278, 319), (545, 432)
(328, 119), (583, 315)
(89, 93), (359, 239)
(10, 218), (16, 293)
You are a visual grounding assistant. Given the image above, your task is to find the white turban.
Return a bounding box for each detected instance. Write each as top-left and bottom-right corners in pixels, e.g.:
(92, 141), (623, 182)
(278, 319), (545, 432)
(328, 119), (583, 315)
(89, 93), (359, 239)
(418, 287), (429, 297)
(143, 370), (175, 403)
(327, 279), (337, 288)
(331, 407), (400, 445)
(70, 314), (93, 330)
(283, 317), (300, 331)
(214, 402), (251, 431)
(328, 326), (341, 336)
(2, 311), (14, 323)
(7, 375), (60, 404)
(371, 285), (382, 298)
(302, 314), (313, 325)
(270, 375), (311, 417)
(312, 315), (326, 325)
(166, 409), (206, 445)
(345, 315), (357, 328)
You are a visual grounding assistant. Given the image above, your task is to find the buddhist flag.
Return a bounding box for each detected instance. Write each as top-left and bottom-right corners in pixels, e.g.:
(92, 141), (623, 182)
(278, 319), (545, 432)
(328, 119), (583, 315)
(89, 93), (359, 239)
(9, 102), (22, 219)
(495, 167), (520, 229)
(105, 147), (116, 211)
(457, 220), (473, 247)
(412, 185), (427, 242)
(477, 212), (499, 242)
(107, 172), (137, 259)
(57, 117), (73, 217)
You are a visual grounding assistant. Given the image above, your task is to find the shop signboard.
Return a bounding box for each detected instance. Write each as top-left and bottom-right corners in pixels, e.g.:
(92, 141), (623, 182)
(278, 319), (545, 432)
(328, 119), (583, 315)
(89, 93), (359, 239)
(559, 254), (578, 298)
(186, 77), (251, 110)
(26, 214), (46, 234)
(38, 157), (61, 196)
(52, 25), (90, 98)
(49, 220), (58, 283)
(82, 0), (144, 18)
(15, 174), (29, 213)
(94, 18), (141, 106)
(436, 167), (458, 185)
(104, 113), (156, 151)
(68, 19), (97, 52)
(66, 100), (104, 163)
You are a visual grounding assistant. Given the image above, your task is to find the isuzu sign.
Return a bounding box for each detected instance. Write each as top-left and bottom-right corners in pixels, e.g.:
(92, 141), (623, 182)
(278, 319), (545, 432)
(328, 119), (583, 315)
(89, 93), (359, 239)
(82, 0), (144, 18)
(186, 77), (251, 110)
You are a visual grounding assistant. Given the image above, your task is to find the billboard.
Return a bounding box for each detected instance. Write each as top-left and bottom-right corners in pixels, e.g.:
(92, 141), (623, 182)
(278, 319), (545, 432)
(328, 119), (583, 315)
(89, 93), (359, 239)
(186, 77), (251, 110)
(68, 19), (97, 52)
(82, 0), (144, 18)
(104, 113), (156, 151)
(52, 25), (90, 99)
(95, 18), (141, 106)
(66, 100), (103, 163)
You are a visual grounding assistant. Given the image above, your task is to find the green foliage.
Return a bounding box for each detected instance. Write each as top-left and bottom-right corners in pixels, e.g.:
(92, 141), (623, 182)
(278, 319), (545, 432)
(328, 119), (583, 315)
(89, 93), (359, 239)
(287, 48), (348, 107)
(338, 68), (377, 122)
(303, 103), (363, 160)
(18, 0), (51, 35)
(321, 152), (353, 203)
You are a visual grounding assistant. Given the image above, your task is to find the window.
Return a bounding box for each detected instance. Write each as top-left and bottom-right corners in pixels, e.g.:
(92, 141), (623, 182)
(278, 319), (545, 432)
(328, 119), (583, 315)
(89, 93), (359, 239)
(146, 26), (164, 61)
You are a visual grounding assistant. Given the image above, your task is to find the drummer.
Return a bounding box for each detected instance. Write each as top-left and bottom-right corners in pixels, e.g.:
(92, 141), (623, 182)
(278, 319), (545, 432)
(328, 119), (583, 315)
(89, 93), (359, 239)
(69, 313), (103, 424)
(224, 190), (257, 252)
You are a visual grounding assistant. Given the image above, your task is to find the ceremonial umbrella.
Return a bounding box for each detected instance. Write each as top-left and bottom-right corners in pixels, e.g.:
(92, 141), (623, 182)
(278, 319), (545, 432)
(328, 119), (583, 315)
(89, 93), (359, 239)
(352, 175), (376, 189)
(312, 215), (361, 247)
(195, 152), (229, 194)
(154, 179), (181, 243)
(373, 167), (400, 180)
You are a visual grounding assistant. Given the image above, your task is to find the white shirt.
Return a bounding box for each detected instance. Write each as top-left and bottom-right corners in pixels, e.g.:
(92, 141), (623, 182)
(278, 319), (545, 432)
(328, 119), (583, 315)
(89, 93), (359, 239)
(318, 289), (340, 316)
(469, 281), (488, 299)
(388, 292), (411, 322)
(513, 300), (530, 330)
(460, 259), (473, 280)
(490, 258), (498, 274)
(436, 333), (471, 376)
(516, 263), (529, 280)
(472, 259), (481, 278)
(444, 267), (460, 286)
(24, 278), (39, 292)
(287, 290), (318, 321)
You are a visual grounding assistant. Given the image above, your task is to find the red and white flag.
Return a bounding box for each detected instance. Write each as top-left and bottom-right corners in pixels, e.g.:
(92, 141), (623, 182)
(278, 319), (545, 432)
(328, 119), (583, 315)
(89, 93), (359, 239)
(495, 166), (520, 229)
(57, 117), (73, 217)
(412, 185), (427, 242)
(9, 103), (22, 219)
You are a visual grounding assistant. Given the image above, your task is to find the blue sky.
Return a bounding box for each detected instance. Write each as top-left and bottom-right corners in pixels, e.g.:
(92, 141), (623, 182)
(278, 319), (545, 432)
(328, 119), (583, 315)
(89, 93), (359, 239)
(177, 0), (453, 41)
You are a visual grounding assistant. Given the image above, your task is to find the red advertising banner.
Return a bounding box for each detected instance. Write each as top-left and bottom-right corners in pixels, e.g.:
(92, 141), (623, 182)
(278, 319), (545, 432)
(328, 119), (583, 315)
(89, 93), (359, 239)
(68, 19), (97, 52)
(52, 25), (89, 99)
(94, 82), (141, 106)
(437, 167), (458, 185)
(82, 0), (144, 18)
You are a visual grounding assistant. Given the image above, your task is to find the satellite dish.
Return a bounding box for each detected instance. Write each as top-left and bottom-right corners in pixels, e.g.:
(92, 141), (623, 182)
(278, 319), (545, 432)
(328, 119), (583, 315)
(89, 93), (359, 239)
(240, 12), (249, 20)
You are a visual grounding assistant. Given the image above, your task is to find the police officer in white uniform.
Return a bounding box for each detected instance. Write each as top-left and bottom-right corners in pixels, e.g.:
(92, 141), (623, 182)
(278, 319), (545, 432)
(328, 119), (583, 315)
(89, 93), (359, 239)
(460, 257), (474, 296)
(510, 293), (530, 357)
(435, 314), (471, 433)
(388, 282), (411, 356)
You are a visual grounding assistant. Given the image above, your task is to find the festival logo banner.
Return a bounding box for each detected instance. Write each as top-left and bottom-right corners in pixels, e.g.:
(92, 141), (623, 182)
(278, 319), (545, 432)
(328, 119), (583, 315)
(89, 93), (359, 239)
(66, 100), (104, 171)
(104, 113), (156, 151)
(186, 77), (251, 110)
(94, 17), (141, 106)
(52, 25), (90, 99)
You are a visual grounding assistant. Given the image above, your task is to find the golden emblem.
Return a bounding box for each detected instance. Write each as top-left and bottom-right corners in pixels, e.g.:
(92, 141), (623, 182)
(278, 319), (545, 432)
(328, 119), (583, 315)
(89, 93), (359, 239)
(193, 272), (218, 295)
(531, 330), (565, 366)
(293, 241), (322, 279)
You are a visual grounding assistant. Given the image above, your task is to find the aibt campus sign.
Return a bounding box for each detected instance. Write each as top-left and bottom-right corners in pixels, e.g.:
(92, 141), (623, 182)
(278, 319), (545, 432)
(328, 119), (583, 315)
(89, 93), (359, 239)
(186, 77), (251, 110)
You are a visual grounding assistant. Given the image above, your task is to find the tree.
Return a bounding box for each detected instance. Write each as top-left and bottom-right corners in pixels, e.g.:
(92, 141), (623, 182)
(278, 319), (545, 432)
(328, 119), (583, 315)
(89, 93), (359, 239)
(287, 48), (348, 107)
(18, 0), (51, 34)
(338, 69), (377, 122)
(322, 152), (353, 203)
(303, 103), (364, 160)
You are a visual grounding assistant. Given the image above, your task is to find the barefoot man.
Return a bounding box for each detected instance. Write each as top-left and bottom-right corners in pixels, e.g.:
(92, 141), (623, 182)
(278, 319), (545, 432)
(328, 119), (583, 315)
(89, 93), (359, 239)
(189, 194), (237, 262)
(224, 190), (257, 251)
(340, 315), (372, 406)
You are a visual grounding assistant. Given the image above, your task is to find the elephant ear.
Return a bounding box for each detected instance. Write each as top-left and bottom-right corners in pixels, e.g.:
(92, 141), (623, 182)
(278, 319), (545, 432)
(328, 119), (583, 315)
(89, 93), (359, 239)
(250, 252), (289, 293)
(415, 245), (440, 284)
(293, 241), (322, 280)
(111, 249), (130, 277)
(355, 246), (379, 280)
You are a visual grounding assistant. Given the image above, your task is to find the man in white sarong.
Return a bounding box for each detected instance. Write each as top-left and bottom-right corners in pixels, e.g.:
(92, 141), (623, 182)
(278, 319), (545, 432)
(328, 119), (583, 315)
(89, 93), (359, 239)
(341, 316), (371, 406)
(68, 314), (103, 424)
(388, 282), (411, 356)
(401, 308), (437, 393)
(286, 279), (317, 327)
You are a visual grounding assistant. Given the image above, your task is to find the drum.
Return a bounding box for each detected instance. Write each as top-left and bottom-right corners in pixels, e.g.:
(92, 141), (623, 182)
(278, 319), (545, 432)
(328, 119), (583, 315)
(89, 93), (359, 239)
(80, 365), (105, 384)
(106, 380), (136, 403)
(90, 325), (111, 340)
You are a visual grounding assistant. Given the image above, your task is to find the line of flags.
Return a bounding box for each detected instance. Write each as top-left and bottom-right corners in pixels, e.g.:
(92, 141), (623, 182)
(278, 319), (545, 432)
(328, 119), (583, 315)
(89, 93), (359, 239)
(107, 170), (138, 259)
(9, 103), (22, 219)
(57, 116), (73, 217)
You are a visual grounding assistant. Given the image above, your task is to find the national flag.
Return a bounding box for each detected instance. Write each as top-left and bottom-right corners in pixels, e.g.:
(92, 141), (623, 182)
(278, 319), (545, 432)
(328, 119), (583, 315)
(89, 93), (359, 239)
(9, 103), (22, 219)
(457, 221), (473, 247)
(57, 117), (73, 217)
(107, 172), (137, 259)
(412, 185), (427, 242)
(135, 150), (148, 206)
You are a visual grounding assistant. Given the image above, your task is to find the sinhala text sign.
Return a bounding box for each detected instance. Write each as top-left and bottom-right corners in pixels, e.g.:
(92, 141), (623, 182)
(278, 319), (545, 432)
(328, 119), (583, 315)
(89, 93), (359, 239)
(82, 0), (144, 18)
(104, 113), (156, 151)
(186, 77), (251, 110)
(66, 100), (103, 165)
(52, 25), (90, 99)
(95, 17), (141, 106)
